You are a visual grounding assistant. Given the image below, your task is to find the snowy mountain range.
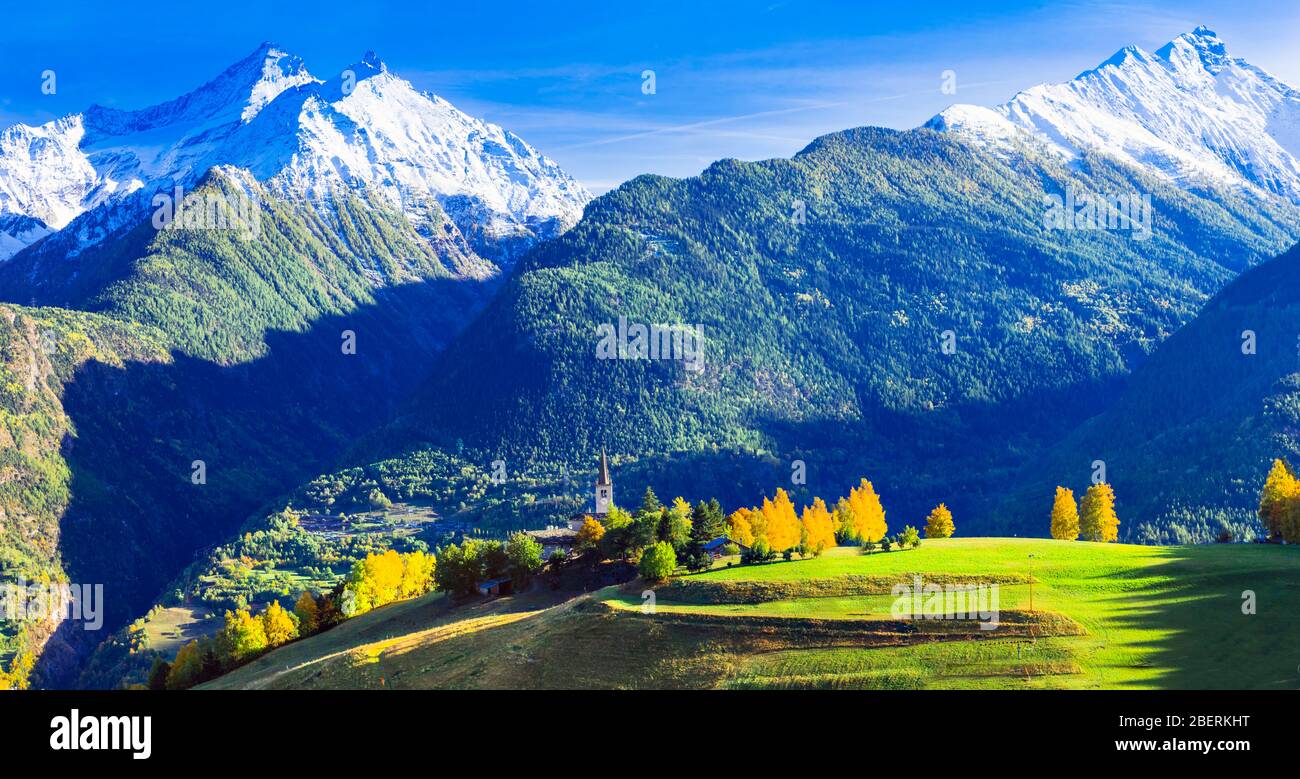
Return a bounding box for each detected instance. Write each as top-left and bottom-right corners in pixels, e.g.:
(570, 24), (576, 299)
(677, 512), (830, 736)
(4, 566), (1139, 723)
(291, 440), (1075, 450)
(927, 27), (1300, 203)
(0, 43), (591, 261)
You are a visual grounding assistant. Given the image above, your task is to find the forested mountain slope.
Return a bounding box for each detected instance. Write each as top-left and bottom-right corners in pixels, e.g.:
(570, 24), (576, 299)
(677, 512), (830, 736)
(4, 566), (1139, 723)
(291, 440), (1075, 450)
(0, 305), (171, 687)
(1002, 241), (1300, 542)
(376, 126), (1299, 532)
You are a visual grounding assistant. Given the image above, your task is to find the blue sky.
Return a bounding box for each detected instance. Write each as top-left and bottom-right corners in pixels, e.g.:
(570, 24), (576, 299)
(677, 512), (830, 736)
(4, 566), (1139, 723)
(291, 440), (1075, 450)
(3, 1), (1299, 192)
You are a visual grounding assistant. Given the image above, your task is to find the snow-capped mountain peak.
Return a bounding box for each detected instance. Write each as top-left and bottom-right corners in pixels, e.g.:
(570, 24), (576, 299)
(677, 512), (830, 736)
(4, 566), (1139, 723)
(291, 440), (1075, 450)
(928, 27), (1300, 204)
(1156, 26), (1230, 74)
(0, 45), (590, 261)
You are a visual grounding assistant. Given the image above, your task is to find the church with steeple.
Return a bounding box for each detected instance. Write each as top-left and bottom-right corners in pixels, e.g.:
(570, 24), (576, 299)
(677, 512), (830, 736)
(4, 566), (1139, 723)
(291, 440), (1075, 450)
(527, 452), (617, 556)
(570, 450), (614, 530)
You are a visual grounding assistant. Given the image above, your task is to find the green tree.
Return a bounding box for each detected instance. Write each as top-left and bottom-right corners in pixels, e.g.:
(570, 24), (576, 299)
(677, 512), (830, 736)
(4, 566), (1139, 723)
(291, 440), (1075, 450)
(638, 541), (678, 582)
(832, 497), (859, 544)
(638, 486), (662, 517)
(659, 499), (693, 551)
(506, 532), (544, 586)
(368, 488), (393, 511)
(147, 657), (171, 691)
(690, 499), (725, 544)
(434, 541), (485, 596)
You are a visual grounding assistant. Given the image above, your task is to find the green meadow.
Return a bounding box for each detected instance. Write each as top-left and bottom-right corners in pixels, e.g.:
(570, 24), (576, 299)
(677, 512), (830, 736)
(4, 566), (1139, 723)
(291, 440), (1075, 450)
(204, 538), (1300, 690)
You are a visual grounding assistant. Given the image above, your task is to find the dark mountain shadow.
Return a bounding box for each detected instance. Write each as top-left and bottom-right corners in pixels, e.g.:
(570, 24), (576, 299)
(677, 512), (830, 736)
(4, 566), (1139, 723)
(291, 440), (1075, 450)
(746, 370), (1131, 533)
(34, 276), (492, 687)
(1099, 544), (1300, 689)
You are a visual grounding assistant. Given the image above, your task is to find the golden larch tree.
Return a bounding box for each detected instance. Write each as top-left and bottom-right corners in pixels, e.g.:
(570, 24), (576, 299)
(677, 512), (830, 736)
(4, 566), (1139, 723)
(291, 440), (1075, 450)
(294, 591), (319, 635)
(574, 516), (606, 551)
(1079, 483), (1120, 542)
(924, 503), (955, 538)
(400, 550), (436, 599)
(262, 601), (299, 647)
(847, 479), (888, 542)
(1258, 458), (1296, 541)
(1049, 486), (1079, 540)
(726, 508), (755, 547)
(764, 489), (802, 551)
(799, 498), (837, 556)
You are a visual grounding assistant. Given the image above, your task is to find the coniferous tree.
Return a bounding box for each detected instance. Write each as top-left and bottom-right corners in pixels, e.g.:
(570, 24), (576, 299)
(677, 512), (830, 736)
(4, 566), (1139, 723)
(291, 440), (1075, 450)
(690, 499), (725, 545)
(638, 487), (662, 517)
(147, 658), (171, 691)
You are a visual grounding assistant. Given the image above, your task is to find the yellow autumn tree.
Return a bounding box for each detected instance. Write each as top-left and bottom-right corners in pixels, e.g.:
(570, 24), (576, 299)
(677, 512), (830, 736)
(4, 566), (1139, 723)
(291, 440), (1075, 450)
(1258, 459), (1297, 540)
(800, 498), (837, 556)
(0, 650), (35, 691)
(574, 516), (606, 552)
(261, 601), (299, 647)
(294, 591), (319, 635)
(220, 607), (268, 661)
(671, 496), (694, 535)
(400, 550), (436, 599)
(832, 497), (856, 542)
(764, 489), (802, 551)
(343, 549), (406, 614)
(167, 640), (205, 690)
(847, 479), (888, 542)
(1274, 474), (1300, 544)
(1079, 483), (1120, 542)
(924, 503), (955, 538)
(726, 508), (755, 547)
(1049, 486), (1079, 540)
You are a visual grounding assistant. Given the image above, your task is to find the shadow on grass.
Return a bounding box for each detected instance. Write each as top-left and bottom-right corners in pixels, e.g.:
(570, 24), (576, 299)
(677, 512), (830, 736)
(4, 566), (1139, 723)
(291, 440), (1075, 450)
(1100, 543), (1300, 689)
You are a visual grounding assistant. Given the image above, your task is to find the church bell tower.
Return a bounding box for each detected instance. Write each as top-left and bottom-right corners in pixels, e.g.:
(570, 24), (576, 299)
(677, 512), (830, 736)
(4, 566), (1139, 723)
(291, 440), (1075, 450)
(594, 450), (613, 516)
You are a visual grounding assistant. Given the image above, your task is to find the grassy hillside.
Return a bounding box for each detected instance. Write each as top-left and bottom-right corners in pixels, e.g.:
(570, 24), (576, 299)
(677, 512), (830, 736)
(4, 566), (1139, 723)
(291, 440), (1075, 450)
(202, 538), (1300, 690)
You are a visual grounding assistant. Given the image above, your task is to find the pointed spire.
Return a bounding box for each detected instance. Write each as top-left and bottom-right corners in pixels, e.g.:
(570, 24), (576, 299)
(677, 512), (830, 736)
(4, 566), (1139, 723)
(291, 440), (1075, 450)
(597, 449), (611, 486)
